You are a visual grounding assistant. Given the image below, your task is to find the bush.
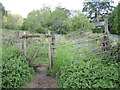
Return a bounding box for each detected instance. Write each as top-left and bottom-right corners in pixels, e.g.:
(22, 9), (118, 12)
(2, 47), (34, 88)
(110, 43), (120, 62)
(59, 55), (120, 88)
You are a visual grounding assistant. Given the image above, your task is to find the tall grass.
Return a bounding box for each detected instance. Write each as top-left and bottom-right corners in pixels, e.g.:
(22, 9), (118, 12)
(50, 40), (101, 77)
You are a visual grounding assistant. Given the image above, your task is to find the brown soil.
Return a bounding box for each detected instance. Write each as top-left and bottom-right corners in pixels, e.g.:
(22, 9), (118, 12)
(28, 67), (58, 88)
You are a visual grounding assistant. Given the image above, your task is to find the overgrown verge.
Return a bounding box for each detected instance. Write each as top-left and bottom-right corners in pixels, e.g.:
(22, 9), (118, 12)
(59, 55), (119, 88)
(50, 42), (120, 88)
(2, 47), (35, 88)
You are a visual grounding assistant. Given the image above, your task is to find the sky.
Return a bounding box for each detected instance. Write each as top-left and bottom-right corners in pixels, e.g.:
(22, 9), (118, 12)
(0, 0), (119, 18)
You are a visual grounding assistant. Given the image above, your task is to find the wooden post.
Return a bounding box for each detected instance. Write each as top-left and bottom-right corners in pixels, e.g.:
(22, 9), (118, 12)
(24, 32), (27, 56)
(0, 12), (2, 86)
(77, 44), (80, 53)
(51, 32), (56, 66)
(15, 32), (22, 50)
(102, 18), (110, 51)
(104, 19), (109, 36)
(48, 30), (52, 69)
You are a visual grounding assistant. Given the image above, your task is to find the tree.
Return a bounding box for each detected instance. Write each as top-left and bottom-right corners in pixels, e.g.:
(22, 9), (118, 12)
(0, 2), (7, 16)
(22, 18), (27, 30)
(25, 6), (70, 34)
(70, 13), (94, 32)
(49, 7), (70, 34)
(25, 7), (52, 33)
(3, 14), (24, 30)
(24, 6), (93, 34)
(109, 2), (120, 35)
(82, 0), (114, 22)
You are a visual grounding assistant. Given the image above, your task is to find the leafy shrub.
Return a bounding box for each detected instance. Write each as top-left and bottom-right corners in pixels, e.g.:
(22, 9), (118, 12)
(110, 43), (120, 62)
(2, 47), (34, 88)
(59, 55), (120, 88)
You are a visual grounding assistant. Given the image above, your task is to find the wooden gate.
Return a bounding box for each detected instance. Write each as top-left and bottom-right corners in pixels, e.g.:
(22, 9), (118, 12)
(19, 31), (55, 69)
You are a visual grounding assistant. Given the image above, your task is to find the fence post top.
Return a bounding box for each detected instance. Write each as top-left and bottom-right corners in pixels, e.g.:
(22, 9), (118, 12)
(24, 32), (27, 35)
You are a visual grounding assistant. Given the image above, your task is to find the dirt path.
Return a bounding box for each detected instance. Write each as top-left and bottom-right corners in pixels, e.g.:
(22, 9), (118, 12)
(28, 67), (58, 88)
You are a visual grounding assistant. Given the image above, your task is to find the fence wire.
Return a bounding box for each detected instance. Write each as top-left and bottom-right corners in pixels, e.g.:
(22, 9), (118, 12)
(59, 40), (109, 52)
(68, 43), (117, 55)
(2, 40), (16, 43)
(53, 36), (104, 48)
(79, 50), (110, 58)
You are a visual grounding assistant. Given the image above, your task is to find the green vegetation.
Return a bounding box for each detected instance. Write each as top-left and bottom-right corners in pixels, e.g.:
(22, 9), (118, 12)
(59, 56), (119, 88)
(3, 14), (24, 30)
(2, 46), (34, 88)
(82, 0), (120, 35)
(109, 3), (120, 35)
(50, 40), (120, 88)
(2, 30), (36, 88)
(23, 7), (93, 34)
(82, 0), (114, 22)
(1, 3), (93, 34)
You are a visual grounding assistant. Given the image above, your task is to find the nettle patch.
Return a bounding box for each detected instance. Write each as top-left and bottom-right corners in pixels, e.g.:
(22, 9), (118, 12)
(2, 47), (34, 88)
(59, 55), (120, 88)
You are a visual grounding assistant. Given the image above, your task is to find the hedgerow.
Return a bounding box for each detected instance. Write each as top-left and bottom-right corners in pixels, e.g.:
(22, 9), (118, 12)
(2, 47), (34, 88)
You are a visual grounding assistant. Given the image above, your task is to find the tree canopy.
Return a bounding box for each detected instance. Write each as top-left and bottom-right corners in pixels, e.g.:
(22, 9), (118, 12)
(0, 3), (96, 35)
(108, 3), (120, 35)
(82, 0), (114, 22)
(3, 14), (24, 30)
(0, 2), (7, 16)
(23, 6), (93, 34)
